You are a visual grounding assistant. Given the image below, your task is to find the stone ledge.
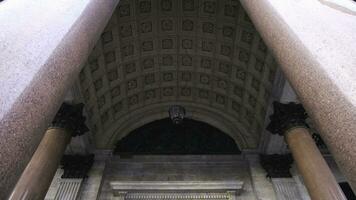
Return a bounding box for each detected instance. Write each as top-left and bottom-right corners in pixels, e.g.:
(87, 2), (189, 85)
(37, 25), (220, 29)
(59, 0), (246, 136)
(110, 181), (244, 197)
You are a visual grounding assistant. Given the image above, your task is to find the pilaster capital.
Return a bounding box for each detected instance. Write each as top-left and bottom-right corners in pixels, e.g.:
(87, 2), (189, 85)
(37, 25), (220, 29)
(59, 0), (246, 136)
(260, 154), (293, 178)
(51, 103), (89, 137)
(266, 102), (308, 136)
(60, 154), (94, 179)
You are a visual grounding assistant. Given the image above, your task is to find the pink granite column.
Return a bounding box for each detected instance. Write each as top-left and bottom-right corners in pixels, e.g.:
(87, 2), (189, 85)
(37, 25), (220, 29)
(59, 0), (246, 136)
(267, 102), (346, 200)
(0, 0), (119, 199)
(240, 0), (356, 192)
(9, 103), (88, 200)
(9, 128), (71, 200)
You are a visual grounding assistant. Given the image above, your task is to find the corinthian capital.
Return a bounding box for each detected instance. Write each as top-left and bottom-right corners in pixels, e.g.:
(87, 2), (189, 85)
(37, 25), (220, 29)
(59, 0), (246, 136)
(51, 103), (89, 137)
(267, 102), (308, 136)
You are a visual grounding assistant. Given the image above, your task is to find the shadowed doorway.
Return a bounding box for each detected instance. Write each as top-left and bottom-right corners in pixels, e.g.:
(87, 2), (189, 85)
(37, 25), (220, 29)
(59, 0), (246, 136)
(114, 118), (241, 155)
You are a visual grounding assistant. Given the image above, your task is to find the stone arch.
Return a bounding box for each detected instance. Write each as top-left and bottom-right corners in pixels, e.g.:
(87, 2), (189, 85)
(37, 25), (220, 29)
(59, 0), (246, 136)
(114, 117), (241, 154)
(77, 0), (279, 149)
(96, 102), (252, 149)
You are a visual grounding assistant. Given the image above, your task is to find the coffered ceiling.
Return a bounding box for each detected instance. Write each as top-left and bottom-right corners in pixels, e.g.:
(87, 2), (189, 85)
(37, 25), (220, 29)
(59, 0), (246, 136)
(77, 0), (279, 149)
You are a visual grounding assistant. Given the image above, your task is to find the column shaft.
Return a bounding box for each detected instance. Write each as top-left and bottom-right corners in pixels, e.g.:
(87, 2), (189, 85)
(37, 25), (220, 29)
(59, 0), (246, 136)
(0, 1), (119, 198)
(240, 0), (356, 191)
(9, 128), (71, 200)
(285, 127), (346, 200)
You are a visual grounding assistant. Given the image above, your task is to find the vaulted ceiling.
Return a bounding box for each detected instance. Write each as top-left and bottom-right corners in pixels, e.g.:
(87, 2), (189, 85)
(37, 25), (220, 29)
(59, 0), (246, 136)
(77, 0), (279, 149)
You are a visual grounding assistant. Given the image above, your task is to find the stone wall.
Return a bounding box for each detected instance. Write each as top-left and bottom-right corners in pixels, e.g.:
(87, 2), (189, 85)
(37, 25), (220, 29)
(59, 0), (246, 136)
(47, 154), (348, 199)
(98, 155), (256, 200)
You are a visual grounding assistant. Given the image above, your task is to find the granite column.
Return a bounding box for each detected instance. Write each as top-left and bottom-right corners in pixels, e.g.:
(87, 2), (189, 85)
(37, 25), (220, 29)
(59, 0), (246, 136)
(0, 1), (119, 198)
(240, 0), (356, 191)
(9, 103), (88, 200)
(267, 102), (346, 200)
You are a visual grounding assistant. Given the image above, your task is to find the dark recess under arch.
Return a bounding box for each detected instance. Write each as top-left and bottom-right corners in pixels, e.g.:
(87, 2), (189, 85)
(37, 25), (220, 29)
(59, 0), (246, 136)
(114, 118), (241, 155)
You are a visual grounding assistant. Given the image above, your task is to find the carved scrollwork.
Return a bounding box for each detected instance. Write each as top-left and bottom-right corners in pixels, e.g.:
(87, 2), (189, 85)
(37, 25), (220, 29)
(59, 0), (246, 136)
(267, 102), (308, 136)
(260, 154), (293, 178)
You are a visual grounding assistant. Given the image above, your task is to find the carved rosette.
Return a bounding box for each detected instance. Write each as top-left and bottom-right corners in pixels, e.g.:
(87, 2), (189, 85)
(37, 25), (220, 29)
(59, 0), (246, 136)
(51, 103), (89, 137)
(60, 154), (94, 179)
(260, 154), (293, 178)
(266, 102), (308, 136)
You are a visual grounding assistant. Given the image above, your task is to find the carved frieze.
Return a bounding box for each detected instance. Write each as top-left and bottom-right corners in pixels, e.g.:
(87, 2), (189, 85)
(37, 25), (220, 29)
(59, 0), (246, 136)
(110, 181), (243, 200)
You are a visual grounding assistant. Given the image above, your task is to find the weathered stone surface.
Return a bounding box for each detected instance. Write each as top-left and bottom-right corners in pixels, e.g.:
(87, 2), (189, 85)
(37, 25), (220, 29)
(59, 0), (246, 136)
(98, 155), (256, 199)
(78, 152), (109, 200)
(240, 0), (356, 192)
(0, 0), (119, 198)
(271, 178), (304, 200)
(246, 155), (277, 200)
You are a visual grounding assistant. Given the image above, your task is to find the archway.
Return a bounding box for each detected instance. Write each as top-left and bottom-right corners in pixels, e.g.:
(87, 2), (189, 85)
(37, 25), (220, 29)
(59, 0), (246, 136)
(77, 0), (279, 150)
(114, 118), (241, 155)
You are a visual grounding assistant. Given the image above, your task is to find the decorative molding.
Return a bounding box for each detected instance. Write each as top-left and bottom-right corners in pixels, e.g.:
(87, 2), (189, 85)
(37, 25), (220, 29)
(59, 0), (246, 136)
(54, 178), (83, 200)
(267, 102), (308, 136)
(124, 192), (231, 200)
(123, 192), (233, 200)
(271, 178), (304, 200)
(98, 155), (249, 200)
(260, 154), (293, 178)
(60, 154), (94, 178)
(110, 181), (243, 199)
(51, 103), (89, 137)
(110, 181), (243, 191)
